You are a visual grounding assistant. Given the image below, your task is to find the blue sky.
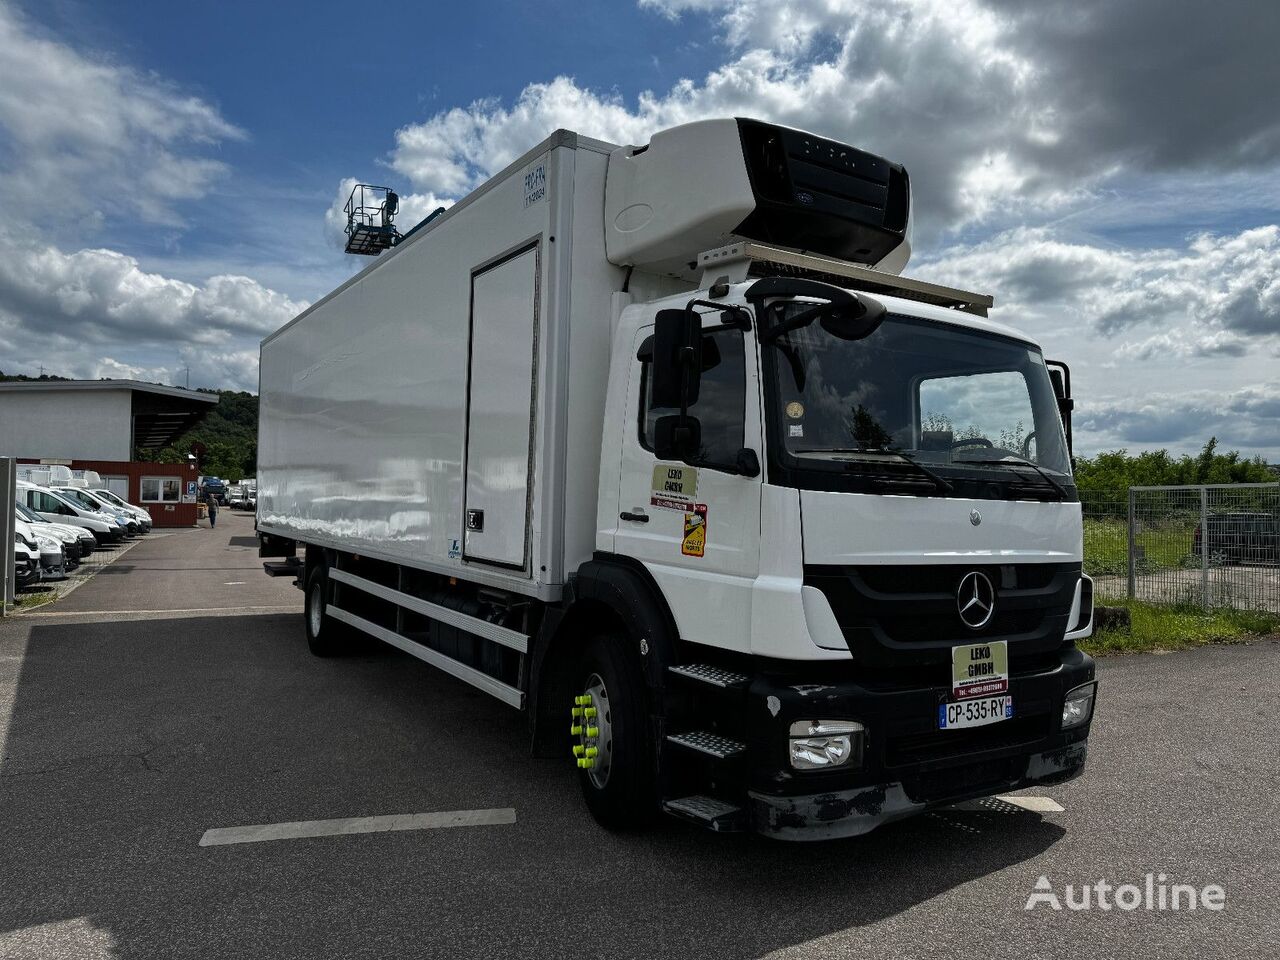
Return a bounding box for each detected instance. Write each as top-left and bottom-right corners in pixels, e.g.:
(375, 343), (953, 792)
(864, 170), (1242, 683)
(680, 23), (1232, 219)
(0, 0), (1277, 457)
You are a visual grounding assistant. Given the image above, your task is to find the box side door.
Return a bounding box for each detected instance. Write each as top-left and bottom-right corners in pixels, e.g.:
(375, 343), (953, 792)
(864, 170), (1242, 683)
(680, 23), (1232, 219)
(463, 244), (540, 569)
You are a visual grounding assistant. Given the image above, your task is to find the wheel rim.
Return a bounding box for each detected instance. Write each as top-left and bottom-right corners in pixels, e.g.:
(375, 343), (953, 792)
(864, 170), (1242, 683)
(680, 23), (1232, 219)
(308, 581), (324, 636)
(573, 673), (614, 789)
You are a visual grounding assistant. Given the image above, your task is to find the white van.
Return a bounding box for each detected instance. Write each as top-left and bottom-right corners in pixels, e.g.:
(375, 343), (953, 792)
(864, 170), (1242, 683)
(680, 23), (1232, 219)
(18, 481), (122, 544)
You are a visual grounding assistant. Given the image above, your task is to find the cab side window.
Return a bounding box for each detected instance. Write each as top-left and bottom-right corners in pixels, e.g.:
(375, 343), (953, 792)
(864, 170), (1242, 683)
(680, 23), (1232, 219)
(639, 328), (746, 465)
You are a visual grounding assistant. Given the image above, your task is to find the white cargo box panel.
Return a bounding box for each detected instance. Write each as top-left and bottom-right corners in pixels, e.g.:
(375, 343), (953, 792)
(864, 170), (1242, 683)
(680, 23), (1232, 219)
(258, 132), (623, 599)
(259, 141), (567, 592)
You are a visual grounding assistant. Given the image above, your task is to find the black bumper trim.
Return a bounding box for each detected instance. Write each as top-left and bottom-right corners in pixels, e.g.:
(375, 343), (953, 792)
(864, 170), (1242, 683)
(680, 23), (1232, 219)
(751, 742), (1087, 841)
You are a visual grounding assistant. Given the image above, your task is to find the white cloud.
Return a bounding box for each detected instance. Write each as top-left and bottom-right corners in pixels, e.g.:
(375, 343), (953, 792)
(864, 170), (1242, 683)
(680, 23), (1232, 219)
(0, 3), (245, 228)
(386, 0), (1280, 245)
(0, 231), (306, 391)
(1080, 383), (1280, 454)
(915, 225), (1280, 455)
(918, 225), (1280, 344)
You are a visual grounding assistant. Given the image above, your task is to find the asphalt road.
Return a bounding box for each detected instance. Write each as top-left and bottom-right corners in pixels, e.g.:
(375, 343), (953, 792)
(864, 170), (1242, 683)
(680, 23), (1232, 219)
(1, 512), (1277, 959)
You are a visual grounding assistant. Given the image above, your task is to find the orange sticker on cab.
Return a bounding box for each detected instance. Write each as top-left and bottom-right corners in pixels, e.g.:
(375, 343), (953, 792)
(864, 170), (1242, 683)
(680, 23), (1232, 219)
(682, 504), (707, 557)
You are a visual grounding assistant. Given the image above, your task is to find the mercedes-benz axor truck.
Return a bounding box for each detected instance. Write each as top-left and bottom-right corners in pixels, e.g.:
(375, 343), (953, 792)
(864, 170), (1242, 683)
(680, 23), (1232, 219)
(258, 119), (1097, 839)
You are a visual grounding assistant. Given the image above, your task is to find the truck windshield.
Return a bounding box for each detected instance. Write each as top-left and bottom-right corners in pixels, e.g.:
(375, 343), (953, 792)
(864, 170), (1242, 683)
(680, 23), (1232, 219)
(763, 307), (1072, 495)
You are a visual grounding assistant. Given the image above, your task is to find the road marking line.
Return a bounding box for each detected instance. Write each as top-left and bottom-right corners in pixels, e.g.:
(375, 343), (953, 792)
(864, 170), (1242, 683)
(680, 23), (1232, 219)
(223, 581), (246, 585)
(22, 605), (299, 617)
(199, 808), (517, 847)
(996, 795), (1064, 812)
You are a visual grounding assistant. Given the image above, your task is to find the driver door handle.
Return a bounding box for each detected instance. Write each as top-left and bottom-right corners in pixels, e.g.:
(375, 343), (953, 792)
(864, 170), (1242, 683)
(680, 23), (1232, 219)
(620, 510), (649, 523)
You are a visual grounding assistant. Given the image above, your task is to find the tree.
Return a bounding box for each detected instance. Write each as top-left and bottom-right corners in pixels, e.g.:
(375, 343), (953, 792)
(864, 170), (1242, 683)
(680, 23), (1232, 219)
(143, 390), (259, 480)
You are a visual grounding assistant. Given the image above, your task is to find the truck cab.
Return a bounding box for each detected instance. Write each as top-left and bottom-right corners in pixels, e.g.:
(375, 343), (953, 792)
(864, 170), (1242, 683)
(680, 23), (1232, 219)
(591, 275), (1094, 837)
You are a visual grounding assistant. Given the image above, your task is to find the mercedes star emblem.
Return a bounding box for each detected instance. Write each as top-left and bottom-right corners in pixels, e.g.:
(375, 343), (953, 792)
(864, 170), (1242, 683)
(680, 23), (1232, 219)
(957, 571), (995, 630)
(969, 509), (982, 526)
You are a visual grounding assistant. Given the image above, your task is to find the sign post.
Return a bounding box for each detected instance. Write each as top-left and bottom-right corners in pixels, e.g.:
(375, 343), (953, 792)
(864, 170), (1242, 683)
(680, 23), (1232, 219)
(1, 457), (15, 616)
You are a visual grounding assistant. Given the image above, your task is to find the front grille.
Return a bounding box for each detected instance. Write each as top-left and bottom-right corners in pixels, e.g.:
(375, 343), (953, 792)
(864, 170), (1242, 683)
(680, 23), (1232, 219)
(805, 562), (1080, 671)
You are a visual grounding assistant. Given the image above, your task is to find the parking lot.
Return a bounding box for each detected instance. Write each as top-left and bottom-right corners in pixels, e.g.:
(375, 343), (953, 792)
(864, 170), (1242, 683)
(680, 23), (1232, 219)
(1, 509), (1277, 959)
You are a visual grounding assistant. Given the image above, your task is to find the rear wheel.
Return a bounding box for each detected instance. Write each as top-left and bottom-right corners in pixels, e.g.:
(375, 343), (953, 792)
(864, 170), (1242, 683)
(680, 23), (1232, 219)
(575, 634), (657, 831)
(304, 565), (352, 656)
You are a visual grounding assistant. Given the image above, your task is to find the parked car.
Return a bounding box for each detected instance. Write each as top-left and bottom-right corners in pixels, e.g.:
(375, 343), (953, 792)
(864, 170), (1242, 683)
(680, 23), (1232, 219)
(52, 487), (140, 537)
(14, 538), (41, 588)
(16, 503), (86, 569)
(18, 481), (122, 544)
(1192, 512), (1280, 566)
(90, 488), (153, 532)
(16, 517), (66, 580)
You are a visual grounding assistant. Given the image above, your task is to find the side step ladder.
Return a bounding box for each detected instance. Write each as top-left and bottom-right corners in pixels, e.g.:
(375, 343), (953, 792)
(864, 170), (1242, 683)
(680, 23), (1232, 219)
(263, 557), (302, 579)
(663, 795), (748, 832)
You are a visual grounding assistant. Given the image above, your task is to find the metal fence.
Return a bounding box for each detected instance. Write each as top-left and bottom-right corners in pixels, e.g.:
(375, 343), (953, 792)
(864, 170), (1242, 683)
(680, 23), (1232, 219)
(1083, 483), (1280, 612)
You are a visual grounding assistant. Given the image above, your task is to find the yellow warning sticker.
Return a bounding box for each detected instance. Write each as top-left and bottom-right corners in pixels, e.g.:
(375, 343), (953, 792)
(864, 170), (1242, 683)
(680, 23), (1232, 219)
(682, 504), (707, 557)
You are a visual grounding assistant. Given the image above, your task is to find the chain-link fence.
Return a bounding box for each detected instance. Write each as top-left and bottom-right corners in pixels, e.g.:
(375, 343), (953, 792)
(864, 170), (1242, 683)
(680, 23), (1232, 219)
(1083, 483), (1280, 612)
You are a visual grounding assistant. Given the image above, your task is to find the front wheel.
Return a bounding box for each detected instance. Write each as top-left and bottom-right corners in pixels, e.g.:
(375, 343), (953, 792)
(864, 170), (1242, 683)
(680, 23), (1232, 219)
(304, 565), (353, 656)
(574, 634), (658, 831)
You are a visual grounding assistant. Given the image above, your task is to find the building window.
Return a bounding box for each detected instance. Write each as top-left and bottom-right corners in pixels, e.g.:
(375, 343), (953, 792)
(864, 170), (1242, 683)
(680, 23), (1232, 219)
(141, 476), (181, 503)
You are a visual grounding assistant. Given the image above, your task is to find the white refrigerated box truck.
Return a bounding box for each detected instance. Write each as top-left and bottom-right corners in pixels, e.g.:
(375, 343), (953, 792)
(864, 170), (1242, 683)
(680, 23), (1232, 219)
(258, 118), (1097, 839)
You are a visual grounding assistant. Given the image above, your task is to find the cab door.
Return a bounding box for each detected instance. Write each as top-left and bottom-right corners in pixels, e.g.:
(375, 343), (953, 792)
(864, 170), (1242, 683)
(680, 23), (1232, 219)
(613, 312), (763, 650)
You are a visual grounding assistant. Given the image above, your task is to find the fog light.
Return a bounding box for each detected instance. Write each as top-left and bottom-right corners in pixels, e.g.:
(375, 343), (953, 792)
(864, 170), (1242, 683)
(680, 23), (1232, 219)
(788, 720), (865, 771)
(1062, 682), (1097, 730)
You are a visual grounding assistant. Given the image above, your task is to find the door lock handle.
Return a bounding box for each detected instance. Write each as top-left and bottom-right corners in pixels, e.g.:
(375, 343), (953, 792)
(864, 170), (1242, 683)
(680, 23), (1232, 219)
(619, 510), (649, 523)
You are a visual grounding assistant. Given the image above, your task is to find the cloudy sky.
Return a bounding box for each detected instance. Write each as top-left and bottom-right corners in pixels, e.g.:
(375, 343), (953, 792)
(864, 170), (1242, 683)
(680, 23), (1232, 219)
(0, 0), (1276, 458)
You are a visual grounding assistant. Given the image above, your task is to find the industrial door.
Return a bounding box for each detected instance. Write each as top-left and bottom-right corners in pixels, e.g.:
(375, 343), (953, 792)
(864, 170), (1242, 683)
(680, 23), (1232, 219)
(462, 244), (539, 569)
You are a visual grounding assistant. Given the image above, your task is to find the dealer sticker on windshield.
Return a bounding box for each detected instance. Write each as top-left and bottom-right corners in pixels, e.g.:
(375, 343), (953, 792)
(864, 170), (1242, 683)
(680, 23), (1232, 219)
(951, 640), (1009, 700)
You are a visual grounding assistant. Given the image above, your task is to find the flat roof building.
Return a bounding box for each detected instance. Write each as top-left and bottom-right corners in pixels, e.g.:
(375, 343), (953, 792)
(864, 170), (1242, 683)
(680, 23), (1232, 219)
(1, 380), (218, 528)
(0, 380), (217, 461)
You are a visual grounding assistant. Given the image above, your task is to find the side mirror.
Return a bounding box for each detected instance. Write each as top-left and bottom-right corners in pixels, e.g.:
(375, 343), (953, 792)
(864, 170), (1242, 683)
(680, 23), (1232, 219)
(651, 309), (702, 409)
(735, 448), (761, 478)
(1046, 360), (1074, 455)
(654, 415), (701, 461)
(819, 297), (886, 341)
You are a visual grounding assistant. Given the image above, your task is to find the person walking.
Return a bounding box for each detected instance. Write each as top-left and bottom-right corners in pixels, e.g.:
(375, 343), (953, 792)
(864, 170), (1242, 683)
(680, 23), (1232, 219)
(207, 494), (219, 529)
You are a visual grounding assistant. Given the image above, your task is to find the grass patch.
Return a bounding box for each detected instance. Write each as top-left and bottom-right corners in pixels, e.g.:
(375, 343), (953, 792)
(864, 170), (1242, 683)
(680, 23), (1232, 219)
(1082, 517), (1198, 577)
(1081, 598), (1280, 656)
(12, 589), (58, 611)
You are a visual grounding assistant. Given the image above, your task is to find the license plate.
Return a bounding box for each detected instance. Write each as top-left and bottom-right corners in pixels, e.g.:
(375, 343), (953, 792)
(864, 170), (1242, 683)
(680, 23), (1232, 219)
(939, 695), (1013, 730)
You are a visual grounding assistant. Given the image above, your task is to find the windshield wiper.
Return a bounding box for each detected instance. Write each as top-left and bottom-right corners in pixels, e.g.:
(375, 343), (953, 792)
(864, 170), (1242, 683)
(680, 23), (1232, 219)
(955, 455), (1069, 499)
(799, 448), (953, 494)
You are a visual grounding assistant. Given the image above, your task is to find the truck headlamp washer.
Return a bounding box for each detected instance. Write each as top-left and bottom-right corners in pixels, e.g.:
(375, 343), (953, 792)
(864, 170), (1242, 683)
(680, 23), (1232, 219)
(571, 678), (612, 788)
(957, 571), (995, 630)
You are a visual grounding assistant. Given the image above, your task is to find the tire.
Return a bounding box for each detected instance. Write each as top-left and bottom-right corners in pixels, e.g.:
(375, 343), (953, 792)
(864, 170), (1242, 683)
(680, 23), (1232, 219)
(575, 633), (658, 831)
(304, 565), (353, 657)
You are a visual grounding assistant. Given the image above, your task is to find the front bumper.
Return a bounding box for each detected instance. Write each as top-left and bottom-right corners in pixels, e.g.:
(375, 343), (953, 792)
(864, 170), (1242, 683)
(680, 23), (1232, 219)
(744, 647), (1094, 840)
(16, 557), (41, 586)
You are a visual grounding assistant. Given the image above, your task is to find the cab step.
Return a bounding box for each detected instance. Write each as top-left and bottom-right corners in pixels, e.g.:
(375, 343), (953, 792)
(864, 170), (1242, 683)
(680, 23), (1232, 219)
(668, 663), (750, 689)
(663, 795), (748, 832)
(263, 558), (302, 577)
(666, 730), (747, 760)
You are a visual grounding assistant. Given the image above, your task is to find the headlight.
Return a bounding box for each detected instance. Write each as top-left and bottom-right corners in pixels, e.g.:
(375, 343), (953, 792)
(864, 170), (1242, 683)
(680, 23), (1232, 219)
(788, 719), (865, 771)
(1062, 681), (1097, 730)
(37, 535), (60, 552)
